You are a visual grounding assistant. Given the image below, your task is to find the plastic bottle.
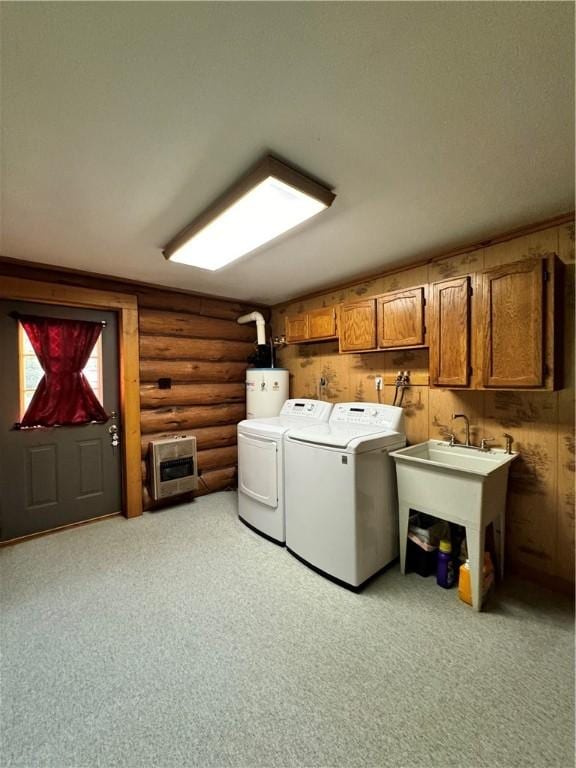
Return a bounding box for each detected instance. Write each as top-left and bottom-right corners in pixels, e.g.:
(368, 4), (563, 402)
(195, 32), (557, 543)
(458, 560), (472, 604)
(458, 553), (495, 606)
(436, 539), (455, 588)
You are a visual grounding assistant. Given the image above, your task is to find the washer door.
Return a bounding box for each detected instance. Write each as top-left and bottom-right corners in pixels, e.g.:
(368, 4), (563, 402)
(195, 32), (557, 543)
(238, 433), (278, 508)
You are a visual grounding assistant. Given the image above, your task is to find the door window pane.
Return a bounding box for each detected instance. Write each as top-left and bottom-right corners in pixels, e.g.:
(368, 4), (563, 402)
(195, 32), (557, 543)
(19, 327), (103, 419)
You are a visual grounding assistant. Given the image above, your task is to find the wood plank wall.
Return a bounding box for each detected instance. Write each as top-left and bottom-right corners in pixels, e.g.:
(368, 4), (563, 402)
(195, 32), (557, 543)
(0, 261), (264, 510)
(271, 221), (575, 591)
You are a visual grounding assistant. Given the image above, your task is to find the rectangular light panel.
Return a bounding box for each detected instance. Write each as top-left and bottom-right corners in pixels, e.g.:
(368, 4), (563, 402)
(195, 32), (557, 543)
(168, 176), (328, 270)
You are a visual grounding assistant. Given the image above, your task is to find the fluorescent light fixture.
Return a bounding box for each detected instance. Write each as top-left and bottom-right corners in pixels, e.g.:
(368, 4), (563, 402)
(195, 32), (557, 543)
(163, 155), (335, 270)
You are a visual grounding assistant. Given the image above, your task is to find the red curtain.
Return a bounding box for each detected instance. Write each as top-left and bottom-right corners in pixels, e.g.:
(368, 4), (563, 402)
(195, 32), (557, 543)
(20, 316), (108, 428)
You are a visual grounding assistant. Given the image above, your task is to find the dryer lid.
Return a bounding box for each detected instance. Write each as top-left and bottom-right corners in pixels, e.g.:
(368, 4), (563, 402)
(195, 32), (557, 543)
(238, 414), (329, 438)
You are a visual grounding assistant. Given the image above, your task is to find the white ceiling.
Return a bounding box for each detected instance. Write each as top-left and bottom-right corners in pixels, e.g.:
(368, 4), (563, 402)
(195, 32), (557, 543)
(1, 2), (573, 305)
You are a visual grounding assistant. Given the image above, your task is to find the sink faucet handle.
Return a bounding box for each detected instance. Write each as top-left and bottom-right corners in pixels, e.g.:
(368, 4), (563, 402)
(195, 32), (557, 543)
(503, 433), (514, 455)
(480, 437), (495, 451)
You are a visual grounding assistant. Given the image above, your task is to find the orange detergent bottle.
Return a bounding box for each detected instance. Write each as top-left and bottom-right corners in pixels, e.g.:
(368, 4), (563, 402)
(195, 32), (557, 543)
(458, 553), (495, 606)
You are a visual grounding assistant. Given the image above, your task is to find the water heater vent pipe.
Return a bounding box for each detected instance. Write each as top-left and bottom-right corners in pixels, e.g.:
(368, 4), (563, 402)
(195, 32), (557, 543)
(237, 311), (266, 346)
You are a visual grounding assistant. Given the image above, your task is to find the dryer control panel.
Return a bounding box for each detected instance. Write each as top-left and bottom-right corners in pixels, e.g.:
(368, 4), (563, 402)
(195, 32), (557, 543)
(330, 403), (404, 431)
(280, 399), (333, 420)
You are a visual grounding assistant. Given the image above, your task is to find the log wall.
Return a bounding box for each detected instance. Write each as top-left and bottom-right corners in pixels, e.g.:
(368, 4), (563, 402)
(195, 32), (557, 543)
(136, 291), (257, 508)
(0, 261), (262, 509)
(272, 219), (575, 592)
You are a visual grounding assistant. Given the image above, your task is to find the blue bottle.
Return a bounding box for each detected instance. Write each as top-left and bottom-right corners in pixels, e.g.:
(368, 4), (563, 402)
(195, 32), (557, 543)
(437, 539), (455, 588)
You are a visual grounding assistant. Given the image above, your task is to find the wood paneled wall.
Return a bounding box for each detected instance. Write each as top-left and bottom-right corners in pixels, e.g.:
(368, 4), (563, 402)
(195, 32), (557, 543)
(0, 261), (262, 510)
(272, 221), (575, 590)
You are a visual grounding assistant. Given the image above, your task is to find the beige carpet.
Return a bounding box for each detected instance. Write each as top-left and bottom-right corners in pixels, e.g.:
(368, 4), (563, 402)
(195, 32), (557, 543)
(1, 491), (574, 768)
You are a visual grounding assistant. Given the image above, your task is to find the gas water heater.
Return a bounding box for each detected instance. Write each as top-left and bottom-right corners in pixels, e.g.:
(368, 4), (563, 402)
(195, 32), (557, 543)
(245, 368), (289, 419)
(237, 311), (289, 419)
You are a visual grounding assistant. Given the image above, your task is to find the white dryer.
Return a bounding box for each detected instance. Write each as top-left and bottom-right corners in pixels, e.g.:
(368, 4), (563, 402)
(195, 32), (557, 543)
(237, 399), (333, 545)
(285, 403), (406, 590)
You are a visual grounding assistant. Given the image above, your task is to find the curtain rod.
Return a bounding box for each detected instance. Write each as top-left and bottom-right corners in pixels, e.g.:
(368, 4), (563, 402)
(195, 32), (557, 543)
(8, 311), (107, 327)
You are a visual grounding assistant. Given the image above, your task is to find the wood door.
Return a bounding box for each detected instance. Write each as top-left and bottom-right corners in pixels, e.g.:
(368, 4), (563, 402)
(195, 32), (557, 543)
(308, 306), (336, 340)
(377, 287), (425, 348)
(285, 313), (309, 343)
(481, 258), (544, 387)
(430, 276), (471, 387)
(0, 301), (122, 541)
(339, 299), (377, 352)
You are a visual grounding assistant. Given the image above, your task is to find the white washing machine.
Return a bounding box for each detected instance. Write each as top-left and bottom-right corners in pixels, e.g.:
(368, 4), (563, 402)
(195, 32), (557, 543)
(285, 402), (406, 590)
(237, 399), (333, 544)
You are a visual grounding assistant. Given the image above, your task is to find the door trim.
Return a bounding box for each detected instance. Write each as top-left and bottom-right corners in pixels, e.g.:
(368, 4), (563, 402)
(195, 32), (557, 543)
(0, 276), (142, 519)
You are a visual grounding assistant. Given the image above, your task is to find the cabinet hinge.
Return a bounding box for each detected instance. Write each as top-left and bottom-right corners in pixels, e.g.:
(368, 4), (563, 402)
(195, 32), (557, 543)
(423, 297), (427, 306)
(469, 286), (474, 296)
(543, 270), (549, 282)
(423, 326), (427, 335)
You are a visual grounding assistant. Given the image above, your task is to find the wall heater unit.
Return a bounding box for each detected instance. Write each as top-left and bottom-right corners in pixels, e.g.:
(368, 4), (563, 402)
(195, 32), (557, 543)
(149, 436), (198, 500)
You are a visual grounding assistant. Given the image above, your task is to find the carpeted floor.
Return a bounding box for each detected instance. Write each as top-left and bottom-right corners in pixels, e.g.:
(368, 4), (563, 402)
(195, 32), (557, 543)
(1, 491), (574, 768)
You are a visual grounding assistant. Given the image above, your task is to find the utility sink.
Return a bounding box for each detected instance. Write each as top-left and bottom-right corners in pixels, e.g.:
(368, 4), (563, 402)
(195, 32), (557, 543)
(390, 440), (519, 611)
(391, 440), (517, 476)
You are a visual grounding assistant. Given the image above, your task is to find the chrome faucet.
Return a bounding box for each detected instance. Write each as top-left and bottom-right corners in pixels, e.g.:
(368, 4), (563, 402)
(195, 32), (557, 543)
(452, 413), (471, 446)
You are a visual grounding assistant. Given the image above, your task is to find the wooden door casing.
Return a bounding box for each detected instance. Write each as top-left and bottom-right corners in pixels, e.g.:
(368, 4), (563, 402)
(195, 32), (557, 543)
(0, 302), (122, 541)
(430, 276), (472, 387)
(0, 276), (141, 527)
(481, 257), (545, 388)
(339, 299), (377, 352)
(377, 287), (425, 348)
(308, 307), (336, 340)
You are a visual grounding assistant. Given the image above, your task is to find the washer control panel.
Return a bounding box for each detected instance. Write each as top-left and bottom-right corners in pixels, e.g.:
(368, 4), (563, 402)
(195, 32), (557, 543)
(330, 403), (404, 430)
(280, 399), (333, 420)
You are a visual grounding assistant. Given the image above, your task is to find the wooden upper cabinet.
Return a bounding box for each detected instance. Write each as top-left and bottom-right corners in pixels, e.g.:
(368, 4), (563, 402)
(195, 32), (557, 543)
(481, 257), (544, 388)
(285, 313), (309, 343)
(339, 299), (377, 352)
(430, 276), (471, 387)
(308, 307), (337, 340)
(285, 306), (337, 344)
(377, 287), (426, 348)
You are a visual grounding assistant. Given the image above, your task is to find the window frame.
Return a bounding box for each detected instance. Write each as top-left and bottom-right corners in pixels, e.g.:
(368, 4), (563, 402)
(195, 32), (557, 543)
(18, 324), (104, 419)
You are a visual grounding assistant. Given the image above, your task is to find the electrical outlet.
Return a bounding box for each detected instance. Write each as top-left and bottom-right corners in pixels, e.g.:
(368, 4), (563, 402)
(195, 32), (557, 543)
(375, 376), (383, 391)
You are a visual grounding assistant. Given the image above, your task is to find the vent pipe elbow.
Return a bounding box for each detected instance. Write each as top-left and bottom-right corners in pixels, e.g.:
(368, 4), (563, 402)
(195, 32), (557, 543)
(237, 311), (266, 346)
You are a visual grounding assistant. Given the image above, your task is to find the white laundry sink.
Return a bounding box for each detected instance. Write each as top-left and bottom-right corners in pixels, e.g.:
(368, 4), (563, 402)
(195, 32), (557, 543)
(391, 440), (517, 477)
(390, 440), (519, 611)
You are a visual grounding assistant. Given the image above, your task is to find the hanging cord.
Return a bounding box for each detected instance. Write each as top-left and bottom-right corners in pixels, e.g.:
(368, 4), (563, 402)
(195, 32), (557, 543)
(393, 370), (402, 406)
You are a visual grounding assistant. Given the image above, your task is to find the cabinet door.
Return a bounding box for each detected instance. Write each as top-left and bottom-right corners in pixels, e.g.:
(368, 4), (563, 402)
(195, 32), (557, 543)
(430, 276), (471, 387)
(481, 258), (544, 387)
(308, 307), (336, 340)
(377, 287), (425, 348)
(285, 313), (309, 343)
(339, 300), (377, 352)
